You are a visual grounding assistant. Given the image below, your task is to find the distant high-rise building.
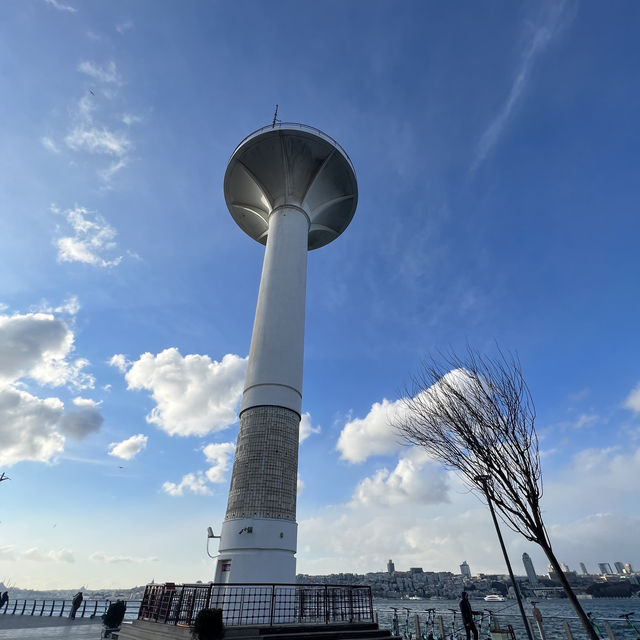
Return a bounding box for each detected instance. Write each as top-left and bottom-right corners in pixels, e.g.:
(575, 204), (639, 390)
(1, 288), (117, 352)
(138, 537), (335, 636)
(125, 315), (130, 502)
(625, 563), (634, 574)
(560, 563), (570, 573)
(579, 563), (588, 575)
(387, 559), (395, 574)
(614, 562), (625, 574)
(522, 553), (538, 585)
(460, 561), (471, 578)
(598, 563), (613, 575)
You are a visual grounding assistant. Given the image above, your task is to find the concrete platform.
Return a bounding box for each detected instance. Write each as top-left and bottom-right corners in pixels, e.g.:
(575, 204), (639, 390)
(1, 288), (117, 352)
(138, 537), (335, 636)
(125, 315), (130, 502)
(0, 615), (104, 639)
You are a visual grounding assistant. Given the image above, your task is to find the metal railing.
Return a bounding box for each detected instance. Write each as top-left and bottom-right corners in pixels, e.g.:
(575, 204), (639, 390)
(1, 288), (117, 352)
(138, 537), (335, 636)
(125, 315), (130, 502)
(375, 607), (640, 640)
(0, 598), (140, 620)
(230, 122), (356, 175)
(139, 582), (373, 627)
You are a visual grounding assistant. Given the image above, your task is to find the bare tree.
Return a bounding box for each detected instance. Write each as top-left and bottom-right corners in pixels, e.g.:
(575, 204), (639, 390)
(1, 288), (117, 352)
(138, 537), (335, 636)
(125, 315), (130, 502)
(394, 348), (598, 640)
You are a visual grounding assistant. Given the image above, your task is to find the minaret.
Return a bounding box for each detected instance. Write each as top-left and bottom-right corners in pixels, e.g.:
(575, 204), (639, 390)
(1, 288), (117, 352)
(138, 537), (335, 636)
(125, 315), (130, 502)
(215, 123), (358, 584)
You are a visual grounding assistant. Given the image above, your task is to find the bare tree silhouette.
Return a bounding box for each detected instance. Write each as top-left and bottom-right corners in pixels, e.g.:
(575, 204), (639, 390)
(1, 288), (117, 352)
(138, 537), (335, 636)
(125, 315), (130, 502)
(394, 348), (598, 640)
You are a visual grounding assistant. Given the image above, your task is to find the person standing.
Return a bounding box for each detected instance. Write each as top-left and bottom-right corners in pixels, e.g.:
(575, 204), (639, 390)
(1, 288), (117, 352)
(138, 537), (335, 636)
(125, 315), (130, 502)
(460, 591), (479, 640)
(70, 592), (83, 619)
(0, 591), (8, 611)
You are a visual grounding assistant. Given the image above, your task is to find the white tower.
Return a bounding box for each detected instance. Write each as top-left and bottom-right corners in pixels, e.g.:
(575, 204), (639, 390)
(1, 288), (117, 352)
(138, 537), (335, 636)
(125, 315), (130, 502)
(215, 123), (358, 584)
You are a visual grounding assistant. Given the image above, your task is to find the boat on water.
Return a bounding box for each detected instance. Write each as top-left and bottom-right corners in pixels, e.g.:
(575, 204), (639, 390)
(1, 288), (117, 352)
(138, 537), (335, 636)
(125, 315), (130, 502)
(484, 594), (506, 602)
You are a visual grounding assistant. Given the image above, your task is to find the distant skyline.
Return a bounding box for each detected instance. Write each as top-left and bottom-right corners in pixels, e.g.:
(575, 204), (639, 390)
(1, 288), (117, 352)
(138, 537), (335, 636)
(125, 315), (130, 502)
(1, 0), (640, 589)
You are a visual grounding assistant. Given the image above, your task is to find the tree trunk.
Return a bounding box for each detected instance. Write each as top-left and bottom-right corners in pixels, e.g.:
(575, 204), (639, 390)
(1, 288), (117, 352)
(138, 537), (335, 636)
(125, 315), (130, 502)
(540, 542), (599, 640)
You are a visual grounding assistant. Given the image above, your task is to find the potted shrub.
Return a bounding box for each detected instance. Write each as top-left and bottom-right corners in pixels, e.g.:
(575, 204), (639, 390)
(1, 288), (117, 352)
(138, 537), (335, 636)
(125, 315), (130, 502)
(192, 608), (224, 640)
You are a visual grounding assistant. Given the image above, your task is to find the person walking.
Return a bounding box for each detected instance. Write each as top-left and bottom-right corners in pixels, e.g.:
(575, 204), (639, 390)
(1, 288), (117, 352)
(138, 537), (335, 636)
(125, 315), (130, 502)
(460, 591), (479, 640)
(70, 591), (83, 619)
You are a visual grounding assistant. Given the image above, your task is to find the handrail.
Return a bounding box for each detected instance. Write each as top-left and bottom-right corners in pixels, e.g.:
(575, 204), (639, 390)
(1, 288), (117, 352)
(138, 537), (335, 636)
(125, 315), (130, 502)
(0, 598), (140, 620)
(139, 582), (373, 628)
(229, 122), (356, 176)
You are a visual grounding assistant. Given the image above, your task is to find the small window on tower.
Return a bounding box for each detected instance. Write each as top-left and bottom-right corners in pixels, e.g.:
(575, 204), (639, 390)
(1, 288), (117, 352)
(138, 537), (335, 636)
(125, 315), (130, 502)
(221, 562), (231, 572)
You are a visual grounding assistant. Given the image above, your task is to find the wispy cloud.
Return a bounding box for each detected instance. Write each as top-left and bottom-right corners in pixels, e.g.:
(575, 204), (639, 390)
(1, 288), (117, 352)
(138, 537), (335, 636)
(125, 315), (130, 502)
(41, 136), (60, 153)
(44, 0), (77, 13)
(58, 62), (137, 185)
(65, 127), (130, 157)
(470, 1), (572, 173)
(116, 20), (134, 35)
(53, 205), (123, 268)
(90, 551), (158, 564)
(78, 61), (121, 85)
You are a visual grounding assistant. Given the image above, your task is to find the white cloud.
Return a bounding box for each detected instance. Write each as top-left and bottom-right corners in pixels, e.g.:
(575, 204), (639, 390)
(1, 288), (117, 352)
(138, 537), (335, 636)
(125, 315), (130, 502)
(162, 472), (212, 497)
(108, 434), (148, 461)
(299, 412), (320, 443)
(55, 296), (81, 315)
(0, 386), (65, 466)
(297, 473), (305, 495)
(297, 489), (503, 577)
(471, 1), (571, 173)
(352, 448), (449, 507)
(109, 353), (130, 373)
(78, 61), (121, 85)
(122, 113), (142, 126)
(624, 383), (640, 413)
(116, 20), (134, 35)
(22, 547), (75, 563)
(59, 404), (103, 440)
(123, 348), (247, 437)
(337, 398), (404, 463)
(44, 0), (77, 13)
(0, 308), (102, 465)
(65, 126), (131, 157)
(90, 551), (158, 564)
(571, 413), (598, 429)
(203, 442), (235, 483)
(99, 158), (129, 183)
(54, 205), (123, 268)
(41, 136), (60, 153)
(62, 61), (135, 184)
(73, 396), (99, 408)
(0, 311), (92, 388)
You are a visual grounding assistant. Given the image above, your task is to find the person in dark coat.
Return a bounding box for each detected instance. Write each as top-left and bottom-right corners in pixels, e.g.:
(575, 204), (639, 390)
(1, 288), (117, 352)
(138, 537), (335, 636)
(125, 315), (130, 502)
(0, 592), (8, 610)
(70, 591), (83, 619)
(459, 591), (479, 640)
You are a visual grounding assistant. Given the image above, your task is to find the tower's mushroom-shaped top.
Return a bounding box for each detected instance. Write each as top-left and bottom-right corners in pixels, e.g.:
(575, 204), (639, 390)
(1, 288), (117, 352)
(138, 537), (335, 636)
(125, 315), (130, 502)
(224, 123), (358, 250)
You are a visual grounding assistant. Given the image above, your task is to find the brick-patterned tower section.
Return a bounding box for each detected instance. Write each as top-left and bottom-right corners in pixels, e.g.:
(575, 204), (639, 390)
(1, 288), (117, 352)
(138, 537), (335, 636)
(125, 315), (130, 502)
(225, 406), (299, 521)
(216, 123), (357, 584)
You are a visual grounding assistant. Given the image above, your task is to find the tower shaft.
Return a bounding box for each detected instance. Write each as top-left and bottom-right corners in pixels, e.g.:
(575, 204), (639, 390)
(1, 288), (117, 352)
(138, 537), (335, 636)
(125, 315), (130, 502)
(215, 207), (308, 584)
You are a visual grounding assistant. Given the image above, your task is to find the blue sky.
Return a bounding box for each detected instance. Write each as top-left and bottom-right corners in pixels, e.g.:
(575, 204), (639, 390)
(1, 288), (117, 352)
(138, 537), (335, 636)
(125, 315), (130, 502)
(1, 0), (639, 590)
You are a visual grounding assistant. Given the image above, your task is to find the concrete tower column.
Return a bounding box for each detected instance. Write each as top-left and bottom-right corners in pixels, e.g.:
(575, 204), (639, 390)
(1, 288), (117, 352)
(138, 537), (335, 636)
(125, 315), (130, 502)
(219, 123), (357, 585)
(214, 206), (308, 584)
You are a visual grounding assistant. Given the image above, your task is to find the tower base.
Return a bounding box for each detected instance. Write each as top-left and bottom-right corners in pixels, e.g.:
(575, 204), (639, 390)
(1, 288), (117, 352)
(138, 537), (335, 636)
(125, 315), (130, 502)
(214, 517), (297, 584)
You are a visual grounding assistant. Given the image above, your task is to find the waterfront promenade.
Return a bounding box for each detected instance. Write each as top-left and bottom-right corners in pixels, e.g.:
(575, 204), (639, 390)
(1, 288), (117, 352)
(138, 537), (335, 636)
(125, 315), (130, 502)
(0, 615), (104, 639)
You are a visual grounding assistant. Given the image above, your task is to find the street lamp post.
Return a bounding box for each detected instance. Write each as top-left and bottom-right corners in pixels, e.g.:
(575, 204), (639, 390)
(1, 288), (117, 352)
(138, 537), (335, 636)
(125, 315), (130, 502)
(475, 475), (534, 640)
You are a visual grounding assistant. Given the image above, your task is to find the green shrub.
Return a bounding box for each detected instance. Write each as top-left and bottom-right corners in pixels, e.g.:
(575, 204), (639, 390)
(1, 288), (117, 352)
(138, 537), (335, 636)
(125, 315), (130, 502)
(192, 608), (224, 640)
(102, 600), (127, 628)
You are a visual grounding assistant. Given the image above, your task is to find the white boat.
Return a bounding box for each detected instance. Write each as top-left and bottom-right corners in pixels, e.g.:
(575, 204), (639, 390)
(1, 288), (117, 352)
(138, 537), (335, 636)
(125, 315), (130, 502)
(484, 594), (506, 602)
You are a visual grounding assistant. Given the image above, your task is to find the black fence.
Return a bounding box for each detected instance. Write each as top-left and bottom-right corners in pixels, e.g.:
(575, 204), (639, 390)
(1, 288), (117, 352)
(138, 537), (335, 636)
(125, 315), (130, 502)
(139, 583), (374, 627)
(0, 598), (140, 620)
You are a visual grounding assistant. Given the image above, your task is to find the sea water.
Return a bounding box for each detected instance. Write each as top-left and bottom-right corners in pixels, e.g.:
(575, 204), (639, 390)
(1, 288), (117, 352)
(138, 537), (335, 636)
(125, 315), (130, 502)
(374, 597), (640, 640)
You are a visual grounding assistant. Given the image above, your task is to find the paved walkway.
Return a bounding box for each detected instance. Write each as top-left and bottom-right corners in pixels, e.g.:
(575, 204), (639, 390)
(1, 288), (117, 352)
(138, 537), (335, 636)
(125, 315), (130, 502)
(0, 616), (104, 639)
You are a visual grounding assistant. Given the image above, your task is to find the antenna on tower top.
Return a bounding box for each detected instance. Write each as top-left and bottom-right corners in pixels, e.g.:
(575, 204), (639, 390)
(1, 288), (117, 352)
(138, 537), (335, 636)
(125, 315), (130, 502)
(272, 104), (279, 128)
